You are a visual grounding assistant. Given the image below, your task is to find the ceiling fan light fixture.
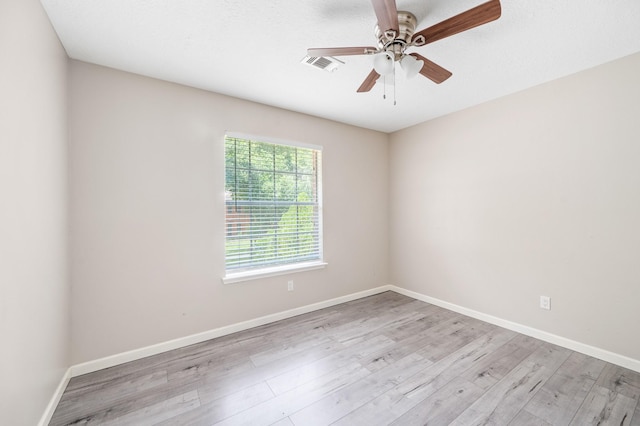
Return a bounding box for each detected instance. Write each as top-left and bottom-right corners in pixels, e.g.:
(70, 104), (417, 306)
(400, 54), (423, 79)
(373, 51), (394, 75)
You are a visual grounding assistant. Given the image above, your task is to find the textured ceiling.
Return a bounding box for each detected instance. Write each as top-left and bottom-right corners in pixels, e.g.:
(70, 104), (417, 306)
(41, 0), (640, 133)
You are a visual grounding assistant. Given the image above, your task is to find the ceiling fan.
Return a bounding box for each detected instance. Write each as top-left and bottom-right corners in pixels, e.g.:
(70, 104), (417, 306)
(307, 0), (502, 93)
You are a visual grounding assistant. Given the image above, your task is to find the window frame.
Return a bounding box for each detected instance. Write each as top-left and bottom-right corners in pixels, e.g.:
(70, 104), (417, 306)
(222, 132), (326, 284)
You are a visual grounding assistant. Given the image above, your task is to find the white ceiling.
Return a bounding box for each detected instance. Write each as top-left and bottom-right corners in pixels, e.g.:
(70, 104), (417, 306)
(41, 0), (640, 133)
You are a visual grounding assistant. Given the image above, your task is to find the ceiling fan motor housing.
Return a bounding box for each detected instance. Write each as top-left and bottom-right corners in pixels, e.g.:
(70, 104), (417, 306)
(375, 11), (417, 59)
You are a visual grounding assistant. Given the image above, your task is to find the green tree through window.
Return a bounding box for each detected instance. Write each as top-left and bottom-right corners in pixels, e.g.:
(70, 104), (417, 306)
(225, 135), (322, 272)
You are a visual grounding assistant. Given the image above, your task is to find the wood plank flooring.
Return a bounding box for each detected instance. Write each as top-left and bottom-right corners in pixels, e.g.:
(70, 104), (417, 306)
(50, 292), (640, 425)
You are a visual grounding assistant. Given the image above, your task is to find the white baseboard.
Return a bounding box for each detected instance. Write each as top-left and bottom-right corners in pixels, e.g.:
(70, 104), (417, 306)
(38, 367), (71, 426)
(70, 285), (393, 377)
(390, 285), (640, 373)
(68, 282), (640, 379)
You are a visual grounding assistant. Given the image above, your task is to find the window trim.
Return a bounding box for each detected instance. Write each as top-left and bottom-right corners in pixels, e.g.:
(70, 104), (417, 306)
(223, 132), (324, 282)
(222, 261), (328, 284)
(225, 132), (322, 152)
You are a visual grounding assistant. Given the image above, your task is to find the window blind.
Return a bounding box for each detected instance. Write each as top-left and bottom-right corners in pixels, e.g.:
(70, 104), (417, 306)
(225, 135), (322, 273)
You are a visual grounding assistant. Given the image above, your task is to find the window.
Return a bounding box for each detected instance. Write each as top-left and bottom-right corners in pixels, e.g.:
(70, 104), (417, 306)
(224, 134), (323, 281)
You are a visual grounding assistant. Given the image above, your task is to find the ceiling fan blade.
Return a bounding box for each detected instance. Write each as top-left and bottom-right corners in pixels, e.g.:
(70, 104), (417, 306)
(307, 47), (377, 57)
(371, 0), (399, 33)
(357, 69), (380, 93)
(409, 53), (452, 84)
(412, 0), (501, 46)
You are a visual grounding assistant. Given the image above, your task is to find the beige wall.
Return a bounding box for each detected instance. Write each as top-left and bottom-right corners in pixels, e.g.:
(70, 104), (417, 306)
(390, 52), (640, 361)
(0, 0), (69, 425)
(68, 61), (389, 364)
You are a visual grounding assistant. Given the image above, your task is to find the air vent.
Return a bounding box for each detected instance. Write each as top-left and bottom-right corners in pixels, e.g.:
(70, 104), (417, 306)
(301, 55), (344, 72)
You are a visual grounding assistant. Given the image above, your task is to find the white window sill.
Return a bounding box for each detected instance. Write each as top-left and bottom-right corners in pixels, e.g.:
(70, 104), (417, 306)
(222, 261), (328, 284)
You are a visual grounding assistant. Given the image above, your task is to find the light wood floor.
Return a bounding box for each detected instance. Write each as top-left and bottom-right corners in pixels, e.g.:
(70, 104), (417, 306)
(50, 291), (640, 425)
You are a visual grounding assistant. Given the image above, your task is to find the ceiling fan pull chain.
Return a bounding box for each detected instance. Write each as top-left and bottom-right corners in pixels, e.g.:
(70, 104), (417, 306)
(393, 65), (397, 106)
(383, 75), (387, 100)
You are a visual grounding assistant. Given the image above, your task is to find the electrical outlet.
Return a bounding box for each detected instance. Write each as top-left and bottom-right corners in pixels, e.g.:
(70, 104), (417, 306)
(287, 280), (294, 291)
(540, 295), (551, 310)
